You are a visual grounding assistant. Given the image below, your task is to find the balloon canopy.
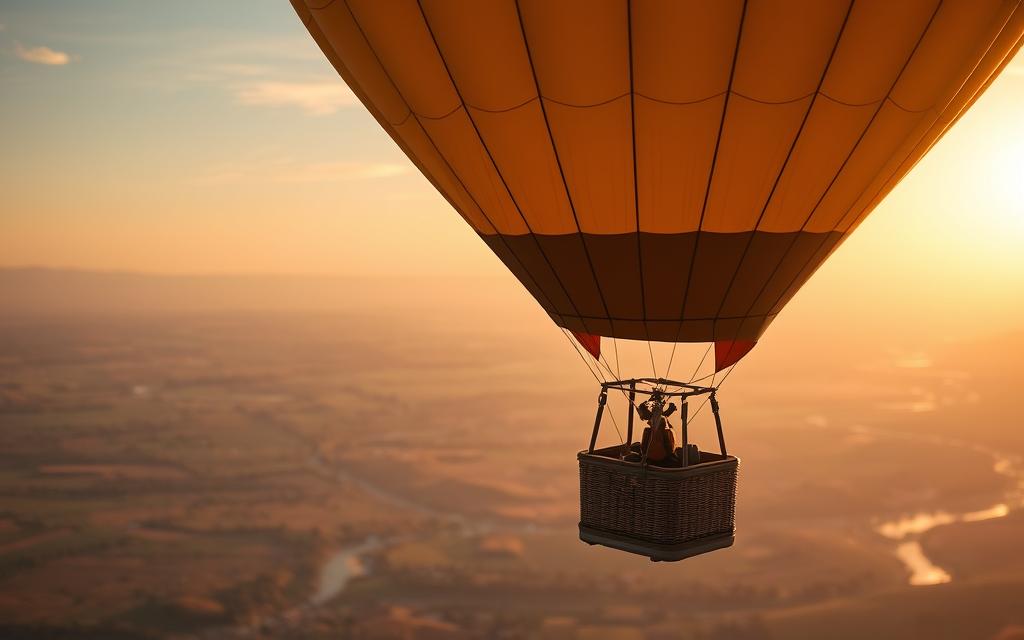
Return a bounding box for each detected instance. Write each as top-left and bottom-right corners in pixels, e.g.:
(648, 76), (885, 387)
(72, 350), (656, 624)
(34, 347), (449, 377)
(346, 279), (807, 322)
(292, 0), (1024, 363)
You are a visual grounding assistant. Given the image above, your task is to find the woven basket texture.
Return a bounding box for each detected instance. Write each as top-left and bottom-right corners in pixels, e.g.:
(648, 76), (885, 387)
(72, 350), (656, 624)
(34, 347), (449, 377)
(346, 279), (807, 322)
(579, 454), (737, 544)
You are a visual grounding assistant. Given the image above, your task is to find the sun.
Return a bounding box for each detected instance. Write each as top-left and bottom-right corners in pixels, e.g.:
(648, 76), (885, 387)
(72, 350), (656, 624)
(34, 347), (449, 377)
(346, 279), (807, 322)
(984, 134), (1024, 233)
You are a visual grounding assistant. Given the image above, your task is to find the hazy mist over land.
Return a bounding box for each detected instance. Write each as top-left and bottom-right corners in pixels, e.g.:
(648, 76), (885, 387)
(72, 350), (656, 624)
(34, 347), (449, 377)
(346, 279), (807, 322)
(0, 268), (512, 316)
(2, 268), (1024, 638)
(2, 0), (1023, 636)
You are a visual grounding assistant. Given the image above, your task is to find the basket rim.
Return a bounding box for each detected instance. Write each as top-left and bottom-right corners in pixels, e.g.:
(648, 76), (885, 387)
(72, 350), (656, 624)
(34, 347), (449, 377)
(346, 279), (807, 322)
(579, 525), (736, 561)
(578, 448), (739, 479)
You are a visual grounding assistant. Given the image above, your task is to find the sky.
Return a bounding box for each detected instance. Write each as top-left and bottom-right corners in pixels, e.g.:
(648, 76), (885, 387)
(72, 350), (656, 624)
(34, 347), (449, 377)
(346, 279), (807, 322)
(1, 1), (1022, 339)
(0, 0), (480, 277)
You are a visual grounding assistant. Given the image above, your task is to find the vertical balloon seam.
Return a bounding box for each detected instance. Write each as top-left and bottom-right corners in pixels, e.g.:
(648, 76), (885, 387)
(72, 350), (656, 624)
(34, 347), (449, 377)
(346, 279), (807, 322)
(674, 0), (748, 343)
(724, 0), (946, 347)
(411, 0), (611, 340)
(913, 29), (1024, 168)
(625, 0), (652, 345)
(299, 1), (1022, 352)
(835, 6), (1024, 233)
(329, 1), (572, 326)
(303, 8), (484, 232)
(808, 11), (1024, 323)
(512, 0), (619, 337)
(848, 30), (1024, 234)
(853, 26), (1024, 232)
(772, 1), (1021, 323)
(711, 0), (854, 323)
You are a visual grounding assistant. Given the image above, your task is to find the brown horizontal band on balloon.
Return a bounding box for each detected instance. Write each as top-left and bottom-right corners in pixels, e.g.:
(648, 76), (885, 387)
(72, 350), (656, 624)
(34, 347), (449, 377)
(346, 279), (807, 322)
(481, 230), (842, 342)
(296, 0), (1024, 347)
(545, 314), (779, 344)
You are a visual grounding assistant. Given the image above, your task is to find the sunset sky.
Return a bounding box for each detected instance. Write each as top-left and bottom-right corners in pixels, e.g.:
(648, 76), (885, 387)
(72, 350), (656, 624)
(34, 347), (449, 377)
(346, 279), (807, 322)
(2, 1), (1022, 338)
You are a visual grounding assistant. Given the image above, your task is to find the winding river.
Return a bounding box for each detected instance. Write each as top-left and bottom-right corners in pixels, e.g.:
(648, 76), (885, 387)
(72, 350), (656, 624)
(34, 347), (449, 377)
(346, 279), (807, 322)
(301, 419), (1024, 613)
(311, 536), (386, 605)
(868, 426), (1024, 586)
(308, 429), (1024, 601)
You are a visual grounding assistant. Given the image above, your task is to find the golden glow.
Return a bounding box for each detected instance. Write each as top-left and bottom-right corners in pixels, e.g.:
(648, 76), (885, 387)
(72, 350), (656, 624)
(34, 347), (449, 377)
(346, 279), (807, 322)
(0, 5), (1021, 337)
(981, 134), (1024, 234)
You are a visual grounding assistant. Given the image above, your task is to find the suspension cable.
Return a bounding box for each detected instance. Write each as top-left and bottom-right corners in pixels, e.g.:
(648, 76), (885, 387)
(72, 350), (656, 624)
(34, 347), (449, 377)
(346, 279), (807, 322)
(665, 341), (679, 382)
(688, 343), (713, 383)
(559, 328), (624, 444)
(570, 336), (651, 443)
(685, 362), (740, 428)
(560, 328), (605, 387)
(563, 330), (735, 451)
(612, 337), (622, 381)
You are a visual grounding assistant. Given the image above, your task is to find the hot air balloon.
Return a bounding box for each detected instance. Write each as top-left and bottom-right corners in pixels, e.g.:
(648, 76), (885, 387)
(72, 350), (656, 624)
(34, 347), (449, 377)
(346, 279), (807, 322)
(290, 0), (1024, 561)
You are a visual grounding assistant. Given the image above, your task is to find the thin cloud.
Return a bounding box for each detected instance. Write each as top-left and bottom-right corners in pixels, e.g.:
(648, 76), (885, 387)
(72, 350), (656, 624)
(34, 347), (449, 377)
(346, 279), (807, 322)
(14, 42), (73, 65)
(108, 30), (350, 115)
(234, 81), (357, 116)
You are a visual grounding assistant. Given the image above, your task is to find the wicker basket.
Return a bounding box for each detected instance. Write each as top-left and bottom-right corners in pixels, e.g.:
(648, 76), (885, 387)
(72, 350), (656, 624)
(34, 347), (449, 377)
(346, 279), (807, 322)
(578, 445), (739, 561)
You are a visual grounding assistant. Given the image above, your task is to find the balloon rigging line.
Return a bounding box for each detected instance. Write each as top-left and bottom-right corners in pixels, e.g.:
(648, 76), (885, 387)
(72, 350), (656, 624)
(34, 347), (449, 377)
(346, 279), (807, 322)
(304, 0), (1023, 477)
(564, 329), (740, 454)
(688, 343), (713, 384)
(612, 337), (622, 381)
(685, 363), (739, 430)
(665, 341), (679, 382)
(660, 341), (676, 384)
(689, 370), (717, 384)
(593, 346), (690, 449)
(596, 351), (637, 403)
(591, 338), (722, 433)
(591, 355), (627, 444)
(600, 352), (622, 385)
(559, 328), (624, 444)
(562, 330), (734, 450)
(559, 328), (607, 389)
(583, 339), (649, 437)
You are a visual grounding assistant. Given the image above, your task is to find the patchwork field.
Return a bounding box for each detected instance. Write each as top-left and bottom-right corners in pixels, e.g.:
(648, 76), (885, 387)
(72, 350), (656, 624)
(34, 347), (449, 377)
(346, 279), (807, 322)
(1, 308), (1022, 639)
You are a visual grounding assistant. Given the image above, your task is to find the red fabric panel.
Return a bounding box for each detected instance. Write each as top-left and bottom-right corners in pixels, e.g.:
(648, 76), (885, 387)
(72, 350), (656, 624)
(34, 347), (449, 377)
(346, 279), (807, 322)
(715, 339), (756, 372)
(571, 331), (601, 360)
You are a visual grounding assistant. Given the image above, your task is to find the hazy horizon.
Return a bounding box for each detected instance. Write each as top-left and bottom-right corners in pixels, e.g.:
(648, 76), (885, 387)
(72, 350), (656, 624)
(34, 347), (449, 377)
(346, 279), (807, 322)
(2, 2), (1023, 639)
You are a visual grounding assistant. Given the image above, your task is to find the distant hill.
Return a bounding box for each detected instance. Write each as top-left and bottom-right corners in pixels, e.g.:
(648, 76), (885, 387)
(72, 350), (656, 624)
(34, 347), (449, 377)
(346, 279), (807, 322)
(0, 268), (530, 317)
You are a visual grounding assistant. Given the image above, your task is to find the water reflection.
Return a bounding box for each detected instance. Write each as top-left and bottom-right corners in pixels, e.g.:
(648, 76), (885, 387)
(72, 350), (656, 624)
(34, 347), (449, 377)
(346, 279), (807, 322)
(863, 423), (1024, 587)
(875, 503), (1010, 540)
(312, 537), (383, 605)
(877, 512), (957, 539)
(876, 501), (1014, 586)
(895, 542), (952, 586)
(962, 503), (1010, 522)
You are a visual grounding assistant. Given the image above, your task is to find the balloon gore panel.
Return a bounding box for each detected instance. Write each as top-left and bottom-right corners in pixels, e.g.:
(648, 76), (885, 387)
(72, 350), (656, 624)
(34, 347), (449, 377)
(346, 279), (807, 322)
(294, 0), (1024, 347)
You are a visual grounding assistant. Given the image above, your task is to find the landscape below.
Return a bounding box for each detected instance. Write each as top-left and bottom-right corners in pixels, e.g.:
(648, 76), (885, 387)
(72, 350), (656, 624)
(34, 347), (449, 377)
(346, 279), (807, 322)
(1, 270), (1023, 640)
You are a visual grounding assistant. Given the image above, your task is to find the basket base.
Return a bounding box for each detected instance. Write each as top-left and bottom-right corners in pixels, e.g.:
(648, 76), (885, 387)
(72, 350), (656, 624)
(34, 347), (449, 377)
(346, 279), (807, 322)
(579, 525), (734, 562)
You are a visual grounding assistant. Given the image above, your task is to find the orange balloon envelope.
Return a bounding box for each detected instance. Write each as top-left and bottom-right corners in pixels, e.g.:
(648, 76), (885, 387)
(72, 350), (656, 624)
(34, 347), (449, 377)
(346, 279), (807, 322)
(292, 0), (1024, 366)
